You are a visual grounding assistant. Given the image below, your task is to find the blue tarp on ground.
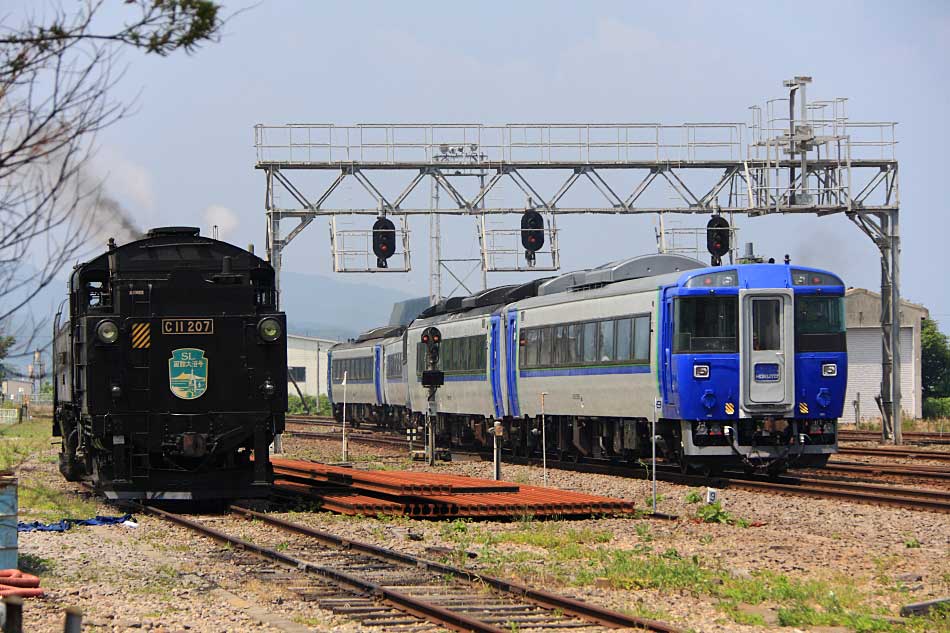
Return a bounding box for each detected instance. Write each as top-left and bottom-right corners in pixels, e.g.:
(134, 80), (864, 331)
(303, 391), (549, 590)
(17, 514), (134, 532)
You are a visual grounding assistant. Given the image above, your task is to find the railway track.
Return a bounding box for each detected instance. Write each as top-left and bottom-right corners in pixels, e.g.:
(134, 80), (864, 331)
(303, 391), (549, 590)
(839, 429), (950, 444)
(495, 455), (950, 513)
(282, 424), (950, 512)
(813, 460), (950, 481)
(143, 504), (681, 633)
(837, 446), (950, 463)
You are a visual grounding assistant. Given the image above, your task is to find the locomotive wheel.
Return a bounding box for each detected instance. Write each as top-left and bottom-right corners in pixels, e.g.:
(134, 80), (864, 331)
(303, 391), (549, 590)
(58, 453), (80, 482)
(58, 425), (82, 482)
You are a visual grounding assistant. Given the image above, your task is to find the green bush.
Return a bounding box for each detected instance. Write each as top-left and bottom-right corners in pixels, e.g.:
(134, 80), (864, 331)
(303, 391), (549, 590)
(287, 394), (332, 416)
(922, 397), (950, 419)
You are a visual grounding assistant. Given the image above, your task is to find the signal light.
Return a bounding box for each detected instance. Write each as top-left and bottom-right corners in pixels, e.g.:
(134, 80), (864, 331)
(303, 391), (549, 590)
(421, 326), (442, 367)
(521, 209), (545, 262)
(372, 217), (396, 268)
(706, 215), (730, 264)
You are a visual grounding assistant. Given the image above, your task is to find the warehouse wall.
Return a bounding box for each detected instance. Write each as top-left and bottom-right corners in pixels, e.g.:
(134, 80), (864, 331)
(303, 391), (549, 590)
(842, 327), (916, 423)
(287, 335), (336, 397)
(841, 289), (928, 423)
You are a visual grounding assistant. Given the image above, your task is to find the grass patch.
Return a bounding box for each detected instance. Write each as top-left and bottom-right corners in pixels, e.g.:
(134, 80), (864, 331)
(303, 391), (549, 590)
(0, 418), (54, 470)
(494, 523), (613, 550)
(0, 417), (101, 522)
(17, 552), (54, 574)
(467, 526), (947, 632)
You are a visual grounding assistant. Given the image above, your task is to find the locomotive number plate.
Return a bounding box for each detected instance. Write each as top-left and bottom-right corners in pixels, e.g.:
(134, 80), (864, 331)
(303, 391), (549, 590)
(162, 318), (214, 335)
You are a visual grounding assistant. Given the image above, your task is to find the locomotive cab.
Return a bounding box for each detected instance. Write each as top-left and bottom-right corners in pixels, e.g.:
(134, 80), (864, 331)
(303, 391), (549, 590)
(53, 227), (287, 500)
(665, 265), (846, 473)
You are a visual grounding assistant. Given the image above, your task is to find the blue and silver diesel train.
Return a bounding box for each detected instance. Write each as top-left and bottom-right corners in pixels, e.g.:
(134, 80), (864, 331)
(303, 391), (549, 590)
(327, 254), (847, 473)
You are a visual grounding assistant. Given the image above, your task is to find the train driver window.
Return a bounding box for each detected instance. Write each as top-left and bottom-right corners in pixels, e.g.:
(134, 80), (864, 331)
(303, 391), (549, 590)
(673, 297), (739, 353)
(795, 296), (846, 352)
(86, 281), (105, 307)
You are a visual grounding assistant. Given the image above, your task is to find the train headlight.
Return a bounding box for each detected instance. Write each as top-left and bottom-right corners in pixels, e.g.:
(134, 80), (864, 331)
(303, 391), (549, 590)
(821, 363), (837, 377)
(96, 320), (119, 344)
(257, 317), (282, 342)
(693, 364), (710, 378)
(261, 379), (276, 398)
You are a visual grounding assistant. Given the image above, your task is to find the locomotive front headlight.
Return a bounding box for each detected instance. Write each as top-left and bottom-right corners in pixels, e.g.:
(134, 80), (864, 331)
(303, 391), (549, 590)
(96, 320), (119, 344)
(693, 364), (710, 378)
(258, 317), (282, 342)
(821, 363), (837, 377)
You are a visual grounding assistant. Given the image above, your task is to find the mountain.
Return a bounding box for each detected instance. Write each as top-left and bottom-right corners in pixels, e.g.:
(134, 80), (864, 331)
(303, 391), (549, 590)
(279, 271), (415, 340)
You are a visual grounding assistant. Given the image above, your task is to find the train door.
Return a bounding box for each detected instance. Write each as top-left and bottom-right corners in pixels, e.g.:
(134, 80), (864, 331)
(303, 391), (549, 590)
(660, 289), (677, 410)
(373, 345), (384, 405)
(505, 309), (520, 417)
(739, 289), (795, 411)
(489, 315), (504, 419)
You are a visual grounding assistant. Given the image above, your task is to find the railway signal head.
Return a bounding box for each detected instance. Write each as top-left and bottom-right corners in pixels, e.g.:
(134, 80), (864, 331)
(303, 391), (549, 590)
(421, 326), (442, 366)
(706, 215), (730, 262)
(521, 210), (545, 252)
(372, 217), (397, 268)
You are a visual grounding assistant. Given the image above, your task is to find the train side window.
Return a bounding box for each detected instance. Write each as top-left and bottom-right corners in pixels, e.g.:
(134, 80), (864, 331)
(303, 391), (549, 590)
(615, 318), (633, 361)
(553, 325), (568, 366)
(524, 329), (539, 368)
(460, 338), (471, 371)
(476, 335), (486, 369)
(582, 322), (598, 363)
(634, 316), (651, 362)
(568, 324), (581, 365)
(539, 327), (553, 366)
(599, 320), (615, 362)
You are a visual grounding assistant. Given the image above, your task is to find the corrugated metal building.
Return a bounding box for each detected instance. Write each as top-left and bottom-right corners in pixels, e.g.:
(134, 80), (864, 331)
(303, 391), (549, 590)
(842, 288), (929, 424)
(287, 334), (338, 398)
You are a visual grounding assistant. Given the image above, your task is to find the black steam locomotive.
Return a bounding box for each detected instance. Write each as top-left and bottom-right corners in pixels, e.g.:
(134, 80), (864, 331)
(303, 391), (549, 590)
(52, 227), (287, 500)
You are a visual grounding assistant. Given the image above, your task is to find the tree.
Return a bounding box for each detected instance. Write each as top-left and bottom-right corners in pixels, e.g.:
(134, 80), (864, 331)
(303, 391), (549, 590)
(921, 318), (950, 399)
(0, 0), (224, 366)
(0, 335), (13, 382)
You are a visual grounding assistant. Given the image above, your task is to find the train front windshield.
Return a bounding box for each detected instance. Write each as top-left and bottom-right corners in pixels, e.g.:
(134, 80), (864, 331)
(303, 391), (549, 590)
(795, 296), (846, 352)
(673, 297), (739, 353)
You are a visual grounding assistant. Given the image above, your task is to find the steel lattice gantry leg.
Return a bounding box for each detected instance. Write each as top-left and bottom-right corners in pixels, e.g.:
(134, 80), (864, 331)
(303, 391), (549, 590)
(851, 208), (902, 444)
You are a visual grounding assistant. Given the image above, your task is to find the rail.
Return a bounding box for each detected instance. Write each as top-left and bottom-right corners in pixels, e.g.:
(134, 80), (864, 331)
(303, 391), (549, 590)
(143, 504), (682, 633)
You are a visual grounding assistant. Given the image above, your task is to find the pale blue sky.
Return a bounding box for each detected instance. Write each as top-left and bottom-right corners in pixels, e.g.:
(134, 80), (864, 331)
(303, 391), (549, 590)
(79, 1), (950, 326)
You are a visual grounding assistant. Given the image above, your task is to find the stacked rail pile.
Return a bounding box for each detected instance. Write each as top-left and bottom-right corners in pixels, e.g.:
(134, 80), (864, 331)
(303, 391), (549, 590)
(270, 458), (639, 519)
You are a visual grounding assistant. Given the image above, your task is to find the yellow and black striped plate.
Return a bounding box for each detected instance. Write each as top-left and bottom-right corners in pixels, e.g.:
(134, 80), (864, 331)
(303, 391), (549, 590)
(131, 322), (150, 349)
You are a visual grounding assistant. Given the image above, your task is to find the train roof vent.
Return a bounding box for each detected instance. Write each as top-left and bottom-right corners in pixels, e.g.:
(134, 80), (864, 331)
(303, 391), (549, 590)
(355, 325), (405, 342)
(505, 277), (553, 302)
(460, 285), (518, 310)
(538, 254), (705, 295)
(146, 227), (201, 238)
